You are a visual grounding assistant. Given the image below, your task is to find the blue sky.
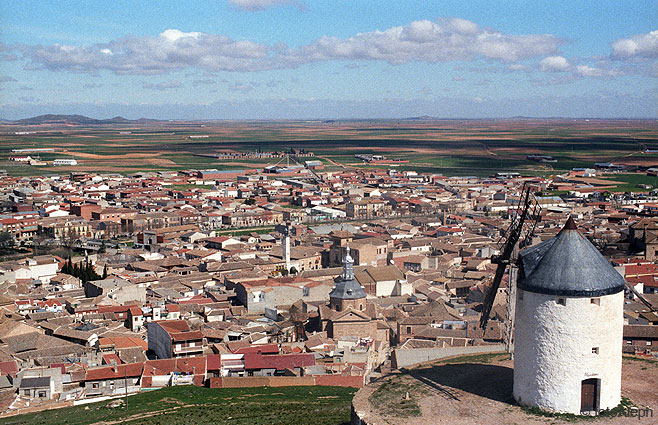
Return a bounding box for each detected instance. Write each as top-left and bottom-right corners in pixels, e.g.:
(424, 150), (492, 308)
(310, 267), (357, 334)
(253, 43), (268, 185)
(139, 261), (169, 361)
(0, 0), (656, 119)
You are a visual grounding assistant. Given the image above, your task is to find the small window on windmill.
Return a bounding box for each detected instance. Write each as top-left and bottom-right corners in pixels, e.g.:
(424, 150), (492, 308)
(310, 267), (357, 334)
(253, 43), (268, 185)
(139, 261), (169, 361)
(592, 347), (599, 354)
(591, 298), (600, 306)
(347, 289), (353, 295)
(556, 298), (566, 306)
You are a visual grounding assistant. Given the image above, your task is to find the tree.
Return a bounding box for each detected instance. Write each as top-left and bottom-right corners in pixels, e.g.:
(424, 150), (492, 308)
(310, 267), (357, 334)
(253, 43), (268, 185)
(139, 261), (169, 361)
(62, 256), (71, 274)
(0, 232), (14, 252)
(289, 266), (298, 275)
(61, 228), (78, 257)
(63, 257), (102, 282)
(280, 268), (289, 277)
(102, 264), (108, 279)
(99, 241), (107, 253)
(244, 198), (256, 206)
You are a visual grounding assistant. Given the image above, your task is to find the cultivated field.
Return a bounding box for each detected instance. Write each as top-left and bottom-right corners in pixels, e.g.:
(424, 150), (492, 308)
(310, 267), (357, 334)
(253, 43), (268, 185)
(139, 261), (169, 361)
(1, 119), (657, 177)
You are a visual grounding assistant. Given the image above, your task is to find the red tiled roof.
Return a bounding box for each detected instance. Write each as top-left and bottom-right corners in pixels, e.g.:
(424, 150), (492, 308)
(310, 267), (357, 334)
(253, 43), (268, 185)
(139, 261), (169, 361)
(625, 264), (658, 276)
(143, 356), (206, 376)
(0, 361), (18, 375)
(206, 354), (221, 371)
(102, 353), (122, 365)
(170, 330), (203, 342)
(233, 343), (279, 355)
(98, 336), (148, 350)
(243, 353), (315, 370)
(157, 319), (190, 333)
(85, 363), (143, 381)
(98, 305), (137, 314)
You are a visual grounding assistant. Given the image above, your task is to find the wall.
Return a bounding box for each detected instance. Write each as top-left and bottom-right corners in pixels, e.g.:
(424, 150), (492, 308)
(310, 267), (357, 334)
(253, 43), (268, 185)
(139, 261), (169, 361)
(333, 320), (377, 341)
(147, 322), (172, 359)
(114, 285), (146, 304)
(391, 345), (506, 369)
(209, 375), (363, 389)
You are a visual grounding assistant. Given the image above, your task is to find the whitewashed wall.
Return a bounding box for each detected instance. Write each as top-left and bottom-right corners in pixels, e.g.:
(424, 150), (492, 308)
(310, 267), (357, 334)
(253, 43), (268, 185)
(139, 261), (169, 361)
(513, 290), (623, 414)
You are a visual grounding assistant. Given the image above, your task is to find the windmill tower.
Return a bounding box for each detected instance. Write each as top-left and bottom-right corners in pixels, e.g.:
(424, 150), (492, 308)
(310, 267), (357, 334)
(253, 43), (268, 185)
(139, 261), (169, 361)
(512, 217), (624, 414)
(480, 186), (625, 416)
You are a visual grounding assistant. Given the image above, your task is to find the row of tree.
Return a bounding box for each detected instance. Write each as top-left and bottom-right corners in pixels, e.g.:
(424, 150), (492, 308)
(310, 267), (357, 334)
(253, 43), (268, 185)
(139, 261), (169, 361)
(61, 256), (107, 283)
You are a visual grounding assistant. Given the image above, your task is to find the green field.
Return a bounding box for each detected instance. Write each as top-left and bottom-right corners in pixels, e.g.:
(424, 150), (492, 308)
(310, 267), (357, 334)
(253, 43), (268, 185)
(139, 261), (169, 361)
(0, 385), (356, 425)
(602, 173), (658, 192)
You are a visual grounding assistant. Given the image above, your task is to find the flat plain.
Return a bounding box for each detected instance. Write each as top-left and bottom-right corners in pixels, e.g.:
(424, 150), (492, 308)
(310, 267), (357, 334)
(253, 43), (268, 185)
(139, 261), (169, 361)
(1, 118), (657, 177)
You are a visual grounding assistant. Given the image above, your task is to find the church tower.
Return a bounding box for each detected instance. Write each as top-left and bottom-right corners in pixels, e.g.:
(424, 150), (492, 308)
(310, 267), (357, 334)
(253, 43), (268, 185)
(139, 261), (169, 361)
(513, 217), (625, 414)
(329, 244), (367, 312)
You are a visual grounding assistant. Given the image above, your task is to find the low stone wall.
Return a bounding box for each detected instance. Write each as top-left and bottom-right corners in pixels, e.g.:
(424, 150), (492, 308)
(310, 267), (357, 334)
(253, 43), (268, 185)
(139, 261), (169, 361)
(209, 375), (364, 389)
(391, 345), (506, 369)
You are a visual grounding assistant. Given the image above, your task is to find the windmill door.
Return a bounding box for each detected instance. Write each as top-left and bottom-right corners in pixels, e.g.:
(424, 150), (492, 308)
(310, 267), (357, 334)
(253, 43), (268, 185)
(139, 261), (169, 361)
(581, 378), (598, 412)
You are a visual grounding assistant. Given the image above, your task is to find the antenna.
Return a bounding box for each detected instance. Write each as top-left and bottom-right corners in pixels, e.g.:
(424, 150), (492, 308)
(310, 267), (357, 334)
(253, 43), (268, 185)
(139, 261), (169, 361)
(479, 183), (541, 346)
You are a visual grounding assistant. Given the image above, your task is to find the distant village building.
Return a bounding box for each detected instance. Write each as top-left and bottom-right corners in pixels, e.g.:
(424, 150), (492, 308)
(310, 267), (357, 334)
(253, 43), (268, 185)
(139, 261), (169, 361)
(513, 217), (625, 415)
(53, 159), (78, 166)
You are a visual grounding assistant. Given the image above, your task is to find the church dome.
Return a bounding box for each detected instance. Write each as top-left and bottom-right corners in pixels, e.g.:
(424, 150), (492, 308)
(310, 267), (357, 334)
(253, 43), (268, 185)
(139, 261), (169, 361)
(329, 244), (366, 300)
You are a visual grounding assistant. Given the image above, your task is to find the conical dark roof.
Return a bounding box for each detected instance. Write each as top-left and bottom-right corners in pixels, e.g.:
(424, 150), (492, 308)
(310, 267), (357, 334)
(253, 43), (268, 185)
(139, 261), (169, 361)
(517, 218), (625, 297)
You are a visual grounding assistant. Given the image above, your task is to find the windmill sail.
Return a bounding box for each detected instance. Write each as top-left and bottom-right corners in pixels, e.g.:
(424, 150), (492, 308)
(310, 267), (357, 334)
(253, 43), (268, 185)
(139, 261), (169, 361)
(479, 183), (541, 330)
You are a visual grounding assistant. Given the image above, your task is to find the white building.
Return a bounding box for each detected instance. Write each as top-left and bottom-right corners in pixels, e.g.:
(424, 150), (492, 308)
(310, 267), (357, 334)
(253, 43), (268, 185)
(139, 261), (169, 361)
(513, 217), (625, 415)
(0, 256), (60, 285)
(53, 159), (78, 166)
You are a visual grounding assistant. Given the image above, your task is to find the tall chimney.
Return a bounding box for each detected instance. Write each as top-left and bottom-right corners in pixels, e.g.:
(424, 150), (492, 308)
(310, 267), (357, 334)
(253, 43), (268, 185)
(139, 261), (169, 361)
(282, 222), (291, 271)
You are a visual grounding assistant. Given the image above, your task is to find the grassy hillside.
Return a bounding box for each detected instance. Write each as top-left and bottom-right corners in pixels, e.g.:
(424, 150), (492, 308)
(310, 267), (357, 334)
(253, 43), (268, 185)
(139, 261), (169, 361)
(0, 385), (356, 425)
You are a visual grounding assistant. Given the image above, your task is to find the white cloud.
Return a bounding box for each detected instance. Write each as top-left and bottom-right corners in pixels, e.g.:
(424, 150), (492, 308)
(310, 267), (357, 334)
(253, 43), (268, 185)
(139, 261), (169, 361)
(11, 19), (563, 74)
(509, 64), (530, 71)
(21, 29), (272, 74)
(228, 0), (302, 11)
(160, 29), (202, 42)
(574, 65), (622, 78)
(540, 56), (570, 72)
(611, 30), (658, 59)
(283, 18), (563, 65)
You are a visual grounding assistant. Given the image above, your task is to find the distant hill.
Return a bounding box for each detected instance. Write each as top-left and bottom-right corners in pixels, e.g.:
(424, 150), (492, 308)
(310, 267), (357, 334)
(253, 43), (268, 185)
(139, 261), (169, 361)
(404, 115), (439, 120)
(9, 114), (160, 125)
